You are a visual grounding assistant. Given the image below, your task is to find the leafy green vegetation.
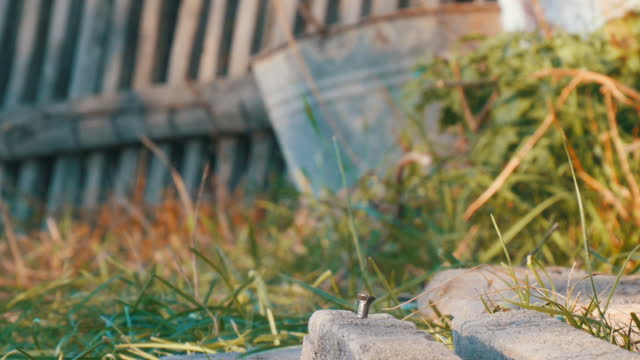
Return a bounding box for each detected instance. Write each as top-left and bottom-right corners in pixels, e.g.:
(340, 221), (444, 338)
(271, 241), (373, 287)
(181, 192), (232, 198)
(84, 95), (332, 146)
(404, 21), (640, 270)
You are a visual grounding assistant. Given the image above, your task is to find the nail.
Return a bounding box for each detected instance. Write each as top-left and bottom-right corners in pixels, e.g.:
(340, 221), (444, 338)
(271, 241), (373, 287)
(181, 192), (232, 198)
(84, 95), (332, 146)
(356, 293), (376, 319)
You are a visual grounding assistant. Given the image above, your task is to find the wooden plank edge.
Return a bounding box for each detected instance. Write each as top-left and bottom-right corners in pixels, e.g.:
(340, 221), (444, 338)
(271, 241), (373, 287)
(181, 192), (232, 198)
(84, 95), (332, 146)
(0, 75), (270, 160)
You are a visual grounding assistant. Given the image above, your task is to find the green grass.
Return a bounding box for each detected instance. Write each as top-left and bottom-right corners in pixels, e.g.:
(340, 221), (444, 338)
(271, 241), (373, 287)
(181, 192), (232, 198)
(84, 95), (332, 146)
(0, 193), (455, 359)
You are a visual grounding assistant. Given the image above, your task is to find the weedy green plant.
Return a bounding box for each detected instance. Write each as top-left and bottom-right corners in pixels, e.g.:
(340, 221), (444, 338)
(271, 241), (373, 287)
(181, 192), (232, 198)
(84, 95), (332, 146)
(401, 18), (640, 270)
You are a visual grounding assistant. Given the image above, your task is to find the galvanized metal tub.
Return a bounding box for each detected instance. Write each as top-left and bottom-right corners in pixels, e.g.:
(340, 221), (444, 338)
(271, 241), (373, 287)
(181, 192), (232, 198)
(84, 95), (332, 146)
(253, 5), (501, 193)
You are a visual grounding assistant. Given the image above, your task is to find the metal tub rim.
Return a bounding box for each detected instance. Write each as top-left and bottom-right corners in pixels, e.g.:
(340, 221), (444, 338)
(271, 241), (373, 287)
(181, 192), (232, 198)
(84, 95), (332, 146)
(250, 2), (501, 64)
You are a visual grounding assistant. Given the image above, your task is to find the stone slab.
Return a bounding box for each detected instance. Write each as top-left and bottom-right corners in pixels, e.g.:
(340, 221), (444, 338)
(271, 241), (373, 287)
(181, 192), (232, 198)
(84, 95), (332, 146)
(160, 346), (301, 360)
(606, 303), (640, 327)
(418, 266), (640, 320)
(301, 310), (460, 360)
(601, 304), (640, 351)
(453, 310), (640, 360)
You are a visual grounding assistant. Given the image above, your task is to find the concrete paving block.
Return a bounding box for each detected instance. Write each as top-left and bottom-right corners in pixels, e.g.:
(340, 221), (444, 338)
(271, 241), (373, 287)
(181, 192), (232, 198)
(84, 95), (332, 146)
(602, 303), (640, 326)
(418, 266), (640, 320)
(453, 310), (640, 360)
(160, 346), (301, 360)
(601, 304), (640, 351)
(301, 309), (460, 360)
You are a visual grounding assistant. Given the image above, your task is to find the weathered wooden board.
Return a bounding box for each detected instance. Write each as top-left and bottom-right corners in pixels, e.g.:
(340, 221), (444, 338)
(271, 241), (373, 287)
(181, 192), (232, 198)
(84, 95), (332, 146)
(245, 131), (276, 191)
(45, 155), (80, 213)
(372, 0), (399, 15)
(0, 76), (269, 160)
(214, 136), (237, 198)
(103, 0), (135, 93)
(82, 0), (137, 208)
(7, 0), (47, 219)
(37, 0), (74, 103)
(168, 0), (206, 83)
(144, 143), (171, 205)
(14, 161), (41, 220)
(181, 139), (206, 195)
(82, 150), (107, 209)
(199, 0), (227, 81)
(145, 111), (173, 138)
(226, 0), (283, 197)
(309, 0), (329, 31)
(0, 0), (11, 50)
(416, 0), (441, 8)
(133, 0), (165, 88)
(340, 0), (364, 24)
(47, 0), (111, 212)
(145, 0), (207, 204)
(127, 0), (167, 205)
(113, 146), (140, 199)
(68, 0), (111, 98)
(178, 0), (229, 197)
(3, 0), (43, 107)
(265, 0), (298, 49)
(240, 0), (299, 195)
(228, 0), (261, 76)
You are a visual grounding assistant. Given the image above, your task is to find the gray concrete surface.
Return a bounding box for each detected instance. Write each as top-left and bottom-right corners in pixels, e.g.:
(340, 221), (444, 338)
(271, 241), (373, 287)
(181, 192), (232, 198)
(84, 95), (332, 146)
(603, 303), (640, 326)
(418, 266), (640, 320)
(453, 310), (640, 360)
(301, 309), (460, 360)
(160, 346), (301, 360)
(602, 304), (640, 351)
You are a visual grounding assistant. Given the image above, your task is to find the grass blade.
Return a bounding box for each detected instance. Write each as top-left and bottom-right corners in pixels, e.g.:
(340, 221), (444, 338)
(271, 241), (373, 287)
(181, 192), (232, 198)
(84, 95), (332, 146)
(563, 137), (604, 322)
(282, 275), (352, 309)
(481, 195), (564, 262)
(333, 137), (373, 295)
(303, 96), (321, 136)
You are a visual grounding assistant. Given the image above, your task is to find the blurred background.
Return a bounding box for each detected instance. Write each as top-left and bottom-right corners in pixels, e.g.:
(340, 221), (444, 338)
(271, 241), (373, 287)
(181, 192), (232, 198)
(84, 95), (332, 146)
(0, 0), (503, 227)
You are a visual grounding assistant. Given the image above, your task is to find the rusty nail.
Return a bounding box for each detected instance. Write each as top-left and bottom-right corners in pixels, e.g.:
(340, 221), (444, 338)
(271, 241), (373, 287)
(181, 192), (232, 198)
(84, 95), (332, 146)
(356, 294), (376, 319)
